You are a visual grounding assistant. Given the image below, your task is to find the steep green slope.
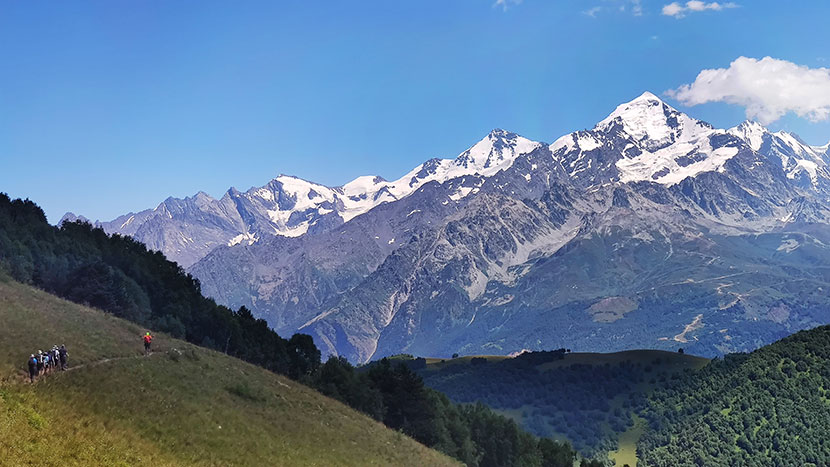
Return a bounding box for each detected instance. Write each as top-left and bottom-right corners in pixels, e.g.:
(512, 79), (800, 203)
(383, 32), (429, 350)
(638, 325), (830, 466)
(0, 278), (457, 466)
(413, 350), (708, 459)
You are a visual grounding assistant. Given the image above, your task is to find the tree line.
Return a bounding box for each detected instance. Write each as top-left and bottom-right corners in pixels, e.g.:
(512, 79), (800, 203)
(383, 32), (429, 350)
(0, 194), (596, 466)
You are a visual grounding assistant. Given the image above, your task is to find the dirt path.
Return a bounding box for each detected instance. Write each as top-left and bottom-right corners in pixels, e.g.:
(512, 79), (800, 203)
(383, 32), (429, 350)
(64, 353), (153, 373)
(8, 351), (161, 385)
(673, 314), (704, 343)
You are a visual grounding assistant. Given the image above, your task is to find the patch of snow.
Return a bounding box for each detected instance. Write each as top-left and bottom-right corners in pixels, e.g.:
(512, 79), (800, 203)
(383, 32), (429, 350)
(228, 232), (259, 246)
(616, 129), (740, 185)
(576, 133), (602, 151)
(449, 186), (474, 201)
(549, 134), (576, 154)
(788, 159), (819, 183)
(777, 238), (800, 253)
(255, 188), (274, 202)
(120, 215), (135, 229)
(265, 208), (310, 237)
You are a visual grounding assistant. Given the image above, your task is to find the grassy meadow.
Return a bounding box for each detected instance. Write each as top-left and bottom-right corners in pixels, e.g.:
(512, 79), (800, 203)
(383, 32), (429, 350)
(0, 278), (457, 466)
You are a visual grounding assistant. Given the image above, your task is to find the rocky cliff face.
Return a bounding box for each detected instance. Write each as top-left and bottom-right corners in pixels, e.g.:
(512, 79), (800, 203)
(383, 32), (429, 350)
(77, 92), (830, 363)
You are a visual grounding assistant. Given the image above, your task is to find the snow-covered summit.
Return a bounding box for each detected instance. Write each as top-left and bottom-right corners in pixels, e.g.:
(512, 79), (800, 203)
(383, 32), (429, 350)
(549, 92), (830, 189)
(235, 130), (544, 233)
(454, 129), (542, 175)
(549, 92), (733, 186)
(728, 121), (826, 161)
(597, 91), (713, 150)
(727, 121), (829, 185)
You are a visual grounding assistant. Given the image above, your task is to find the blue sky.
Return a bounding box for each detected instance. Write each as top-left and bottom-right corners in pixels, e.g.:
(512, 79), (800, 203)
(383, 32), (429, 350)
(2, 0), (829, 222)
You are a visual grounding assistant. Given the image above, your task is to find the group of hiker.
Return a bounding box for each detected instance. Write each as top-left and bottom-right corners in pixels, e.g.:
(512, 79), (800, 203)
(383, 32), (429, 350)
(25, 332), (154, 383)
(27, 345), (68, 382)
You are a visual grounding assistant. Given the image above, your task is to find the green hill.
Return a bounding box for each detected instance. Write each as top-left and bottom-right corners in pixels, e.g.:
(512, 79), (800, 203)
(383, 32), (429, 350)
(414, 327), (830, 467)
(0, 278), (457, 466)
(412, 349), (708, 462)
(639, 325), (830, 466)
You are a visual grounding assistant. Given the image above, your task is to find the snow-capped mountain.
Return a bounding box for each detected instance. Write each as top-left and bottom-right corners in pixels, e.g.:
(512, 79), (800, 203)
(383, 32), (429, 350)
(80, 92), (830, 364)
(62, 129), (540, 267)
(728, 120), (830, 188)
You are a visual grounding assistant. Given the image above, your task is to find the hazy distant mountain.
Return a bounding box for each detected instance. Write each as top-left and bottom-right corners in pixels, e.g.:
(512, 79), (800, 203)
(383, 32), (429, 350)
(85, 92), (830, 363)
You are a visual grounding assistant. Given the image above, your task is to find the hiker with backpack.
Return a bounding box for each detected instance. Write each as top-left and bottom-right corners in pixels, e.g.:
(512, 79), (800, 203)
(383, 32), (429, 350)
(27, 354), (38, 382)
(143, 332), (153, 356)
(51, 346), (60, 370)
(59, 344), (68, 370)
(42, 351), (51, 374)
(36, 350), (44, 375)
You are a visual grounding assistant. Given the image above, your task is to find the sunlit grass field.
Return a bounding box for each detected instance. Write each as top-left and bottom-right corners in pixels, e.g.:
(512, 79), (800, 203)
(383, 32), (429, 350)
(0, 277), (457, 466)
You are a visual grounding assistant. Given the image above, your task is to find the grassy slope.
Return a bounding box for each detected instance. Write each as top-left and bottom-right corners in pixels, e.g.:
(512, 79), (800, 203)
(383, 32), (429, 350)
(0, 279), (457, 466)
(608, 415), (646, 467)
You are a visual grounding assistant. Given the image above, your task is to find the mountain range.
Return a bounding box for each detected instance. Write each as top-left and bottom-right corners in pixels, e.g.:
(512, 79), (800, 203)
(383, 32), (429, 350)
(64, 92), (830, 363)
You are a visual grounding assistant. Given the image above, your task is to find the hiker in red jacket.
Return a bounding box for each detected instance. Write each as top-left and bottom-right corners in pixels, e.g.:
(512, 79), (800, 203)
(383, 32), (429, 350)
(143, 332), (153, 356)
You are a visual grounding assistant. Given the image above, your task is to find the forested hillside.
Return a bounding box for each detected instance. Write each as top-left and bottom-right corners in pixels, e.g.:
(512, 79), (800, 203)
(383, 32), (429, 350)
(639, 325), (830, 466)
(411, 350), (707, 457)
(0, 193), (590, 466)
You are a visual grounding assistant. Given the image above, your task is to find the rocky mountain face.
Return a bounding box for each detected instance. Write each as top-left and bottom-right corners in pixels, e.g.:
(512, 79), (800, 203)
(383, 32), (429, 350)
(62, 129), (539, 268)
(78, 92), (830, 363)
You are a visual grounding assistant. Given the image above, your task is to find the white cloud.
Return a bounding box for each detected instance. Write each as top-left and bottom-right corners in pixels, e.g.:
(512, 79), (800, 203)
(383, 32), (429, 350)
(662, 1), (738, 18)
(583, 1), (642, 18)
(630, 0), (643, 16)
(667, 56), (830, 125)
(493, 0), (521, 11)
(583, 6), (602, 17)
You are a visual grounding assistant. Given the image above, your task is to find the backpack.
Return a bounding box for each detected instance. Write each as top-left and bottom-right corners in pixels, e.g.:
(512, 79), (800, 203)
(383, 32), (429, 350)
(144, 335), (152, 344)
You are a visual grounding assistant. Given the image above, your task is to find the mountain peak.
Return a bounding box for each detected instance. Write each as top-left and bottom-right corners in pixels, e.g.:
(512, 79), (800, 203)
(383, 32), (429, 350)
(630, 91), (662, 103)
(487, 128), (515, 139)
(596, 91), (710, 148)
(58, 212), (90, 226)
(453, 129), (541, 175)
(728, 121), (769, 151)
(598, 91), (673, 128)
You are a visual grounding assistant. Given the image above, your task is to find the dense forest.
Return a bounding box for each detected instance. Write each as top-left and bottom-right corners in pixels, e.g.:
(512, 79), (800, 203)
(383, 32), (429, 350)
(639, 325), (830, 466)
(411, 350), (706, 456)
(0, 193), (592, 466)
